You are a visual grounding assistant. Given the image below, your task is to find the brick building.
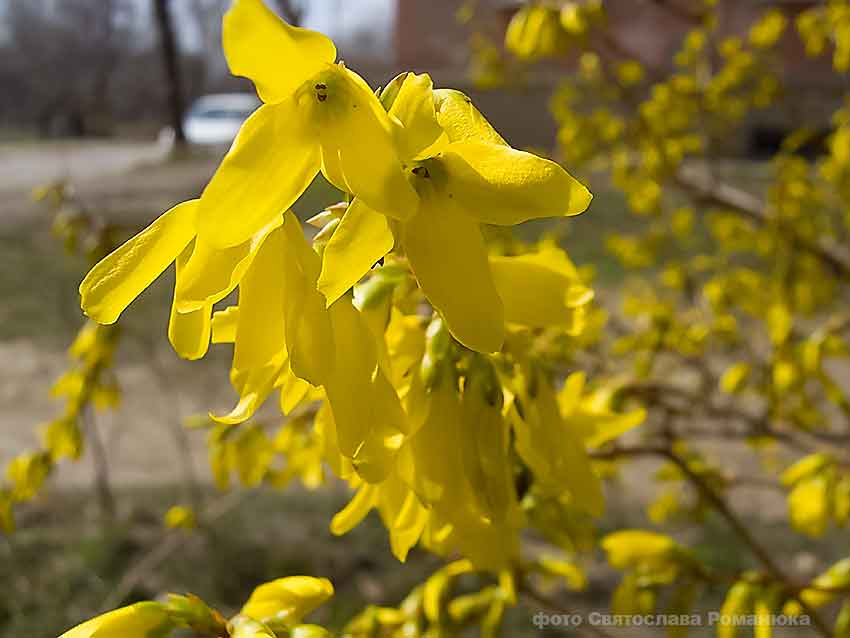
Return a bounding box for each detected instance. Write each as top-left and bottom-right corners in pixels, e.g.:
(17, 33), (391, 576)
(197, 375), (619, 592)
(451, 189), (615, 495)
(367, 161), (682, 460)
(388, 0), (837, 152)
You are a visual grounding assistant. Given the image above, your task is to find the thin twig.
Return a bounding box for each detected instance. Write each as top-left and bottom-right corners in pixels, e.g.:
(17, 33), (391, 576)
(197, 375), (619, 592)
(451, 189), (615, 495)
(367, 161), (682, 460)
(81, 405), (116, 522)
(675, 167), (850, 279)
(592, 445), (834, 638)
(100, 491), (246, 612)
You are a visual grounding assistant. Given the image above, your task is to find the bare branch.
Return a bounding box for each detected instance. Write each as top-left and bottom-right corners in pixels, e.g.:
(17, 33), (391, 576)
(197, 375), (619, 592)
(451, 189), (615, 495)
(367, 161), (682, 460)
(675, 166), (850, 279)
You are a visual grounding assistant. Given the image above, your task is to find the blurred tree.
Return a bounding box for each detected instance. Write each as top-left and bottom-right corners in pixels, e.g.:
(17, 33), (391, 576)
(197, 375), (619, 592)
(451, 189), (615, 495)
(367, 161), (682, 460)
(272, 0), (304, 25)
(154, 0), (186, 145)
(187, 0), (229, 89)
(0, 0), (133, 136)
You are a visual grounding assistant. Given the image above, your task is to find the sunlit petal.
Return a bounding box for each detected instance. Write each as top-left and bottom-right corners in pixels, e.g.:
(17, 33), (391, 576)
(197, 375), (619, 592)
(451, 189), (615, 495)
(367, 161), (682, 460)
(330, 484), (379, 535)
(197, 99), (319, 248)
(279, 212), (335, 386)
(318, 199), (394, 306)
(433, 89), (507, 145)
(211, 306), (239, 344)
(176, 215), (283, 312)
(223, 0), (336, 104)
(438, 140), (592, 225)
(59, 602), (169, 638)
(402, 196), (504, 353)
(324, 299), (406, 482)
(241, 576), (334, 627)
(221, 224), (289, 423)
(489, 248), (592, 328)
(169, 242), (213, 360)
(80, 199), (197, 324)
(317, 67), (418, 221)
(387, 72), (445, 159)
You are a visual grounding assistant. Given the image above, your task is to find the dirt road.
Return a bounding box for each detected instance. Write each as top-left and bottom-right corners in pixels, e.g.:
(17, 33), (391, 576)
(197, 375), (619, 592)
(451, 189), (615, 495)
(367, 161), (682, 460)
(0, 140), (171, 192)
(0, 140), (220, 229)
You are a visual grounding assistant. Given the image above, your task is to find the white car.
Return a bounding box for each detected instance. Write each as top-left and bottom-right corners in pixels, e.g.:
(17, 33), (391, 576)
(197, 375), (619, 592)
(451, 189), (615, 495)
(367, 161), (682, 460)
(183, 93), (260, 146)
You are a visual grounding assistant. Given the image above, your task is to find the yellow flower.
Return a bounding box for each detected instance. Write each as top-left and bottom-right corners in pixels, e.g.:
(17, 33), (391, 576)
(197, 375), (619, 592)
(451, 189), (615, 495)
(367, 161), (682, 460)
(601, 530), (680, 571)
(58, 602), (170, 638)
(79, 199), (198, 325)
(331, 338), (523, 571)
(200, 0), (417, 249)
(241, 576), (334, 628)
(330, 467), (429, 563)
(78, 199), (282, 363)
(164, 504), (197, 530)
(511, 364), (604, 517)
(489, 241), (593, 334)
(319, 74), (592, 353)
(209, 212), (407, 483)
(80, 0), (417, 348)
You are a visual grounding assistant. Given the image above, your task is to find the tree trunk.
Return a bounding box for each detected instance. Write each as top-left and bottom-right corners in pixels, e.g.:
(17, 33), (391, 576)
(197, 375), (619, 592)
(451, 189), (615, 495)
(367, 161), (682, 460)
(274, 0), (302, 25)
(153, 0), (186, 145)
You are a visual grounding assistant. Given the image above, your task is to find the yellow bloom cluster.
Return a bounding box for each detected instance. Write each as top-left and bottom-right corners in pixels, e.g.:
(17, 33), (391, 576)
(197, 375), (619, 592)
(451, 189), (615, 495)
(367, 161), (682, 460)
(75, 0), (630, 573)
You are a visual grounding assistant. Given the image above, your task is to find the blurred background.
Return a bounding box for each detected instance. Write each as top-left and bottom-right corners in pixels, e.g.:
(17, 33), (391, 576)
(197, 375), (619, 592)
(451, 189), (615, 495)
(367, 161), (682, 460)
(0, 1), (841, 637)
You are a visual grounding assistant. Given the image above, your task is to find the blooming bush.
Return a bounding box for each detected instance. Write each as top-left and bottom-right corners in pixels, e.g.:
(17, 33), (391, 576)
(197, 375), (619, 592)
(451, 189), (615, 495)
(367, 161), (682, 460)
(7, 1), (850, 637)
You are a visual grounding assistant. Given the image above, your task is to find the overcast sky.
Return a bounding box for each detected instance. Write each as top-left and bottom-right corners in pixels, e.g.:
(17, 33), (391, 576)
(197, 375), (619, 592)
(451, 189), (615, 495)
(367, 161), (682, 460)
(304, 0), (393, 48)
(0, 0), (395, 55)
(175, 0), (395, 54)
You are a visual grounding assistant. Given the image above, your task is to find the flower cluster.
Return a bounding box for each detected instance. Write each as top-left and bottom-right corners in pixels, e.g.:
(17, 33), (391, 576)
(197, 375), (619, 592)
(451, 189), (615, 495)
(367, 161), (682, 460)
(76, 0), (633, 575)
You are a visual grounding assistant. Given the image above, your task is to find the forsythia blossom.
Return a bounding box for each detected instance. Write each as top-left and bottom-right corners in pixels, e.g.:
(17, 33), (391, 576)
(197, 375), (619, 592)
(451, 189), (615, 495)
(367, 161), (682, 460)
(75, 0), (633, 576)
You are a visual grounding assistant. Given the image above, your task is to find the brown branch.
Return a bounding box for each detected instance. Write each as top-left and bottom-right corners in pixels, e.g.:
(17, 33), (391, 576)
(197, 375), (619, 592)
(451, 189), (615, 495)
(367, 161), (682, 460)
(662, 449), (834, 638)
(81, 405), (116, 522)
(100, 491), (246, 612)
(592, 445), (834, 638)
(675, 167), (850, 280)
(621, 381), (850, 465)
(647, 0), (706, 25)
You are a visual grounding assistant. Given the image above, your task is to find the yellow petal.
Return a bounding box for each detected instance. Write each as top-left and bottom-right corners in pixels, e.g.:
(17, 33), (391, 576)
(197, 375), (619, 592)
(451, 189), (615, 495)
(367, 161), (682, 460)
(402, 196), (504, 353)
(197, 99), (319, 249)
(80, 200), (198, 324)
(557, 371), (586, 415)
(169, 243), (212, 360)
(279, 212), (335, 386)
(330, 483), (379, 535)
(385, 489), (429, 562)
(60, 602), (169, 638)
(316, 66), (418, 221)
(399, 378), (463, 506)
(372, 472), (428, 562)
(211, 306), (239, 344)
(323, 299), (406, 482)
(241, 576), (334, 626)
(459, 373), (515, 521)
(438, 140), (592, 225)
(176, 215), (283, 312)
(168, 304), (212, 360)
(489, 250), (591, 328)
(213, 362), (283, 425)
(512, 373), (604, 517)
(229, 616), (275, 638)
(224, 224), (289, 422)
(318, 199), (394, 306)
(433, 89), (507, 145)
(223, 0), (336, 104)
(277, 363), (311, 415)
(387, 72), (445, 159)
(579, 408), (646, 449)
